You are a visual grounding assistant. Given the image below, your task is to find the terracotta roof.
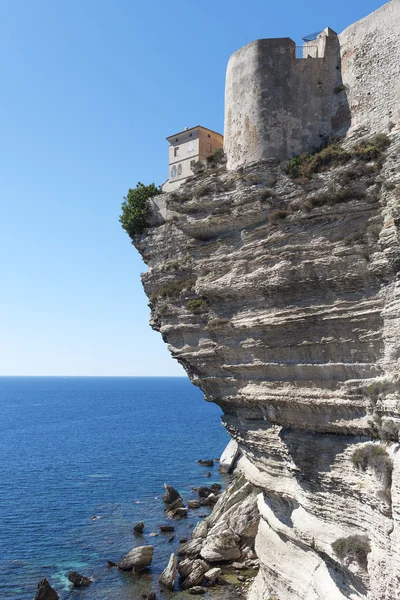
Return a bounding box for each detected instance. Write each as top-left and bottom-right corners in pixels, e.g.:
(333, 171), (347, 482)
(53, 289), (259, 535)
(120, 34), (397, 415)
(166, 125), (223, 141)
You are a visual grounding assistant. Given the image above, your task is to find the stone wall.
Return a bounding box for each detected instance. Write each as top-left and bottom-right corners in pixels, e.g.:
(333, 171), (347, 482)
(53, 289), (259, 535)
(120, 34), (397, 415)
(339, 0), (400, 140)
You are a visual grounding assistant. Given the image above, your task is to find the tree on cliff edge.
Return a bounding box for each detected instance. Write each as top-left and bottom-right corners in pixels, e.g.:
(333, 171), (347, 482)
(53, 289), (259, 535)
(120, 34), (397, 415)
(120, 182), (161, 239)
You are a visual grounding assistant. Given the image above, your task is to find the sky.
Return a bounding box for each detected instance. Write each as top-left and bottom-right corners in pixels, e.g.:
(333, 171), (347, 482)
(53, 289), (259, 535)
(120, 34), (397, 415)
(0, 0), (388, 376)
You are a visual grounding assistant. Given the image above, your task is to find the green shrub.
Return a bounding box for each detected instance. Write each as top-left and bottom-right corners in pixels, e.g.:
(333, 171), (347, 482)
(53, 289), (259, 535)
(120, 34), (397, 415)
(187, 299), (208, 313)
(332, 535), (370, 567)
(120, 182), (161, 238)
(285, 134), (390, 180)
(206, 148), (225, 165)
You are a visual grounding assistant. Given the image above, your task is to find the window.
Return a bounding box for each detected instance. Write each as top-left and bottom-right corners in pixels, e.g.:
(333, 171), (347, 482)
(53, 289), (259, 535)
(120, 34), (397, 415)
(188, 142), (194, 153)
(190, 160), (196, 170)
(171, 166), (177, 179)
(207, 143), (212, 154)
(177, 164), (182, 176)
(189, 133), (192, 137)
(174, 147), (179, 157)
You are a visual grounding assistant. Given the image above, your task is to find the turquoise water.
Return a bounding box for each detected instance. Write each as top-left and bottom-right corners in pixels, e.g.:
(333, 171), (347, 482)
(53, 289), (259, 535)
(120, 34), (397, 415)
(0, 377), (230, 599)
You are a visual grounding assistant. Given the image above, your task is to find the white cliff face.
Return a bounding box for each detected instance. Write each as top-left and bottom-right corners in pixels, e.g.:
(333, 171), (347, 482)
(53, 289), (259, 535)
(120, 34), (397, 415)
(130, 4), (400, 598)
(133, 129), (400, 599)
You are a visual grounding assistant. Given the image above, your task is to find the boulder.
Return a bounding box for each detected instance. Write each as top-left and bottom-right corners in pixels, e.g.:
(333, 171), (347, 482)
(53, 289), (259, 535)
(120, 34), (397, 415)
(188, 586), (206, 595)
(188, 500), (201, 509)
(200, 528), (241, 562)
(164, 498), (184, 513)
(210, 483), (222, 492)
(159, 553), (177, 590)
(197, 486), (213, 498)
(219, 439), (240, 473)
(204, 567), (222, 585)
(67, 572), (92, 586)
(197, 460), (214, 467)
(34, 579), (58, 600)
(163, 484), (181, 504)
(118, 545), (154, 571)
(205, 472), (211, 477)
(107, 560), (117, 567)
(133, 521), (144, 533)
(168, 535), (175, 543)
(159, 525), (175, 532)
(181, 560), (208, 589)
(231, 562), (246, 570)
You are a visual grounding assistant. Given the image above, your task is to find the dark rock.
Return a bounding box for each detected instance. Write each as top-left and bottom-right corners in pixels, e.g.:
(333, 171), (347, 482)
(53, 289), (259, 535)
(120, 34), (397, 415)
(197, 460), (214, 467)
(188, 586), (206, 595)
(205, 472), (211, 477)
(168, 535), (175, 543)
(107, 560), (117, 567)
(67, 572), (92, 587)
(179, 537), (188, 543)
(210, 483), (222, 492)
(34, 579), (58, 600)
(133, 521), (144, 533)
(159, 525), (175, 532)
(163, 484), (181, 504)
(197, 487), (213, 498)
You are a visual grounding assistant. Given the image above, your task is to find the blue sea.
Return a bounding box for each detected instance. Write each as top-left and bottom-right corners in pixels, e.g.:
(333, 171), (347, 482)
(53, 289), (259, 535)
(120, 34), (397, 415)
(0, 377), (230, 599)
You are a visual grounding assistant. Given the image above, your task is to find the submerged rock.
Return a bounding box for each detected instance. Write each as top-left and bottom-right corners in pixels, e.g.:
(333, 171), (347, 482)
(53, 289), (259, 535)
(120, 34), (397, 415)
(159, 553), (177, 590)
(67, 572), (92, 586)
(34, 579), (58, 600)
(159, 525), (175, 532)
(118, 545), (154, 571)
(188, 586), (206, 595)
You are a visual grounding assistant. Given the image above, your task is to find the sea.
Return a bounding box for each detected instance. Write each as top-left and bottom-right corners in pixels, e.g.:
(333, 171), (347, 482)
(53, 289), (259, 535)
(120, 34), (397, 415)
(0, 376), (231, 599)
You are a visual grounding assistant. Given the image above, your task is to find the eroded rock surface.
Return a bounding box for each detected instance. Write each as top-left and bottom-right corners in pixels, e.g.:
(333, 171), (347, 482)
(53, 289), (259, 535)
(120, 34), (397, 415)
(130, 6), (400, 598)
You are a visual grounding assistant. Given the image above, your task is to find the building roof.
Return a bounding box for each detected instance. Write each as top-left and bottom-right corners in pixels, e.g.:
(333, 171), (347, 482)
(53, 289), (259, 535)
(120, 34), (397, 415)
(166, 125), (223, 142)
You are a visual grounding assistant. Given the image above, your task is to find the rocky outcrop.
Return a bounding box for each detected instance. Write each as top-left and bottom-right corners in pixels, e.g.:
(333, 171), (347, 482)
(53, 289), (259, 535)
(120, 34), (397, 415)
(159, 553), (177, 590)
(34, 579), (58, 600)
(129, 4), (400, 599)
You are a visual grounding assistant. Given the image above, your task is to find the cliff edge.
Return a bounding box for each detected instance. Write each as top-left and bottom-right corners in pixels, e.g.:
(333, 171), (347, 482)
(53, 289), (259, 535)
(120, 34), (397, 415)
(129, 2), (400, 598)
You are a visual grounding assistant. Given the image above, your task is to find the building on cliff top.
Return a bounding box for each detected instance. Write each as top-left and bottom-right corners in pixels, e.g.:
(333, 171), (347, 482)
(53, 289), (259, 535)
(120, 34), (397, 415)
(162, 125), (223, 192)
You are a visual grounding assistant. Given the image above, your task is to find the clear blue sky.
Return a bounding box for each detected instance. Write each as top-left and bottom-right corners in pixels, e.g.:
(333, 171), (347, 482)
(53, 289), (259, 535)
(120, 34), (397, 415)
(0, 0), (387, 376)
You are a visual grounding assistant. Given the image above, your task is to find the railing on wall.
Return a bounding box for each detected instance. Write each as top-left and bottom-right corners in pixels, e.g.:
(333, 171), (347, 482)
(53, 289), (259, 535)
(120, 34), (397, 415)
(296, 45), (318, 59)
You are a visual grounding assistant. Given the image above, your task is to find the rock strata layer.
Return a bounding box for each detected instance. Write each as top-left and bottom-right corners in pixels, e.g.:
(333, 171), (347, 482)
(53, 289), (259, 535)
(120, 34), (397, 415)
(131, 5), (400, 599)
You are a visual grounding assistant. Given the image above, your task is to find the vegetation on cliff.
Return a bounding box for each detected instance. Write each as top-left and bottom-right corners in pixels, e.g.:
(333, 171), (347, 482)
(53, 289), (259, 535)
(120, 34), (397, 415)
(120, 182), (161, 238)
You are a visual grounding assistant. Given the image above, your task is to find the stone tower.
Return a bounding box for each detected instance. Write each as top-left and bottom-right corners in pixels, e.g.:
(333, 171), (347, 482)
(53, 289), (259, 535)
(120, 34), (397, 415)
(224, 28), (347, 170)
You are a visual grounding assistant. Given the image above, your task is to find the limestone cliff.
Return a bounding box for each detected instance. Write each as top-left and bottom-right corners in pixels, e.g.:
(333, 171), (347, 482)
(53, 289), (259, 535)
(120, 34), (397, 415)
(130, 2), (400, 599)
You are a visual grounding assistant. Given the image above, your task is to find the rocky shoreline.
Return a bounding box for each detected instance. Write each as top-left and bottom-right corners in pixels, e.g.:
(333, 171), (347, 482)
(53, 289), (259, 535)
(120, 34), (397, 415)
(34, 441), (259, 600)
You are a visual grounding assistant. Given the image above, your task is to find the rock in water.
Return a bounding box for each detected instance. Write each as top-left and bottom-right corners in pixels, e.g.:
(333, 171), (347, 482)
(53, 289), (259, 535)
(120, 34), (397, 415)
(118, 545), (154, 571)
(163, 484), (181, 504)
(159, 553), (177, 590)
(34, 579), (58, 600)
(133, 521), (144, 533)
(67, 572), (92, 586)
(159, 525), (175, 532)
(197, 459), (214, 467)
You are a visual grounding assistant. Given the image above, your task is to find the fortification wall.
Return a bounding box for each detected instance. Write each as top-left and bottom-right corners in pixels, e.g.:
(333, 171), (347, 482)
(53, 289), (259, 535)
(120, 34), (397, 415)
(224, 30), (344, 170)
(339, 0), (400, 139)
